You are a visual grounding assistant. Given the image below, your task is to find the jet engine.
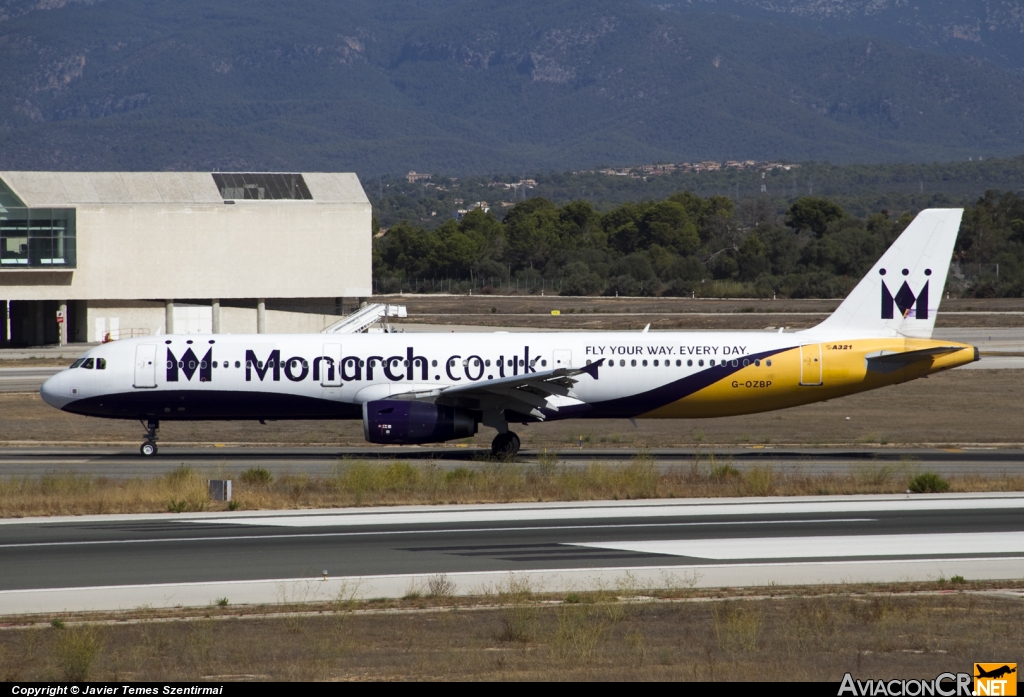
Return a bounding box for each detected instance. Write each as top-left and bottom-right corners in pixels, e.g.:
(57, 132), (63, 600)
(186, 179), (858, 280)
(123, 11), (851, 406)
(362, 400), (477, 445)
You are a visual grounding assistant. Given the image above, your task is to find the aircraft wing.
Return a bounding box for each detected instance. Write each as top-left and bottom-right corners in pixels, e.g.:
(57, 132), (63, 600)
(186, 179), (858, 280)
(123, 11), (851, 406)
(389, 358), (605, 420)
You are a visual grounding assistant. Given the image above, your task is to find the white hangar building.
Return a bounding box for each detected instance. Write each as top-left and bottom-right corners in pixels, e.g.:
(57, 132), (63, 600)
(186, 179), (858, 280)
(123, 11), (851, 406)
(0, 171), (372, 347)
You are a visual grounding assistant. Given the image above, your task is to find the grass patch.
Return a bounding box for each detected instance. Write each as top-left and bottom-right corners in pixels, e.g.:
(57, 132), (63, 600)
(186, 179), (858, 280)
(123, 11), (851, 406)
(2, 587), (1020, 681)
(0, 460), (1020, 517)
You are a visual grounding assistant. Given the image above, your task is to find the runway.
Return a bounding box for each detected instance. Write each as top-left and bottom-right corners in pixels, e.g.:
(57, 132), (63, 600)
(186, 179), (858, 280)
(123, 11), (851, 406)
(1, 493), (1022, 614)
(0, 445), (1022, 477)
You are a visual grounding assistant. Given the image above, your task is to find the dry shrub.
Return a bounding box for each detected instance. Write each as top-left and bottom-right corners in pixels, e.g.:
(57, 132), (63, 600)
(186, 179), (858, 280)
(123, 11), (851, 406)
(496, 575), (538, 643)
(55, 625), (104, 681)
(743, 466), (775, 496)
(711, 602), (763, 652)
(854, 463), (896, 487)
(240, 466), (274, 486)
(552, 605), (606, 663)
(426, 574), (456, 599)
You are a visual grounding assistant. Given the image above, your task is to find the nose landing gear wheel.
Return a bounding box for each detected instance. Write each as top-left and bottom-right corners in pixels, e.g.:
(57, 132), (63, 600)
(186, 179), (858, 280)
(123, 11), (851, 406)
(140, 441), (158, 457)
(491, 431), (520, 458)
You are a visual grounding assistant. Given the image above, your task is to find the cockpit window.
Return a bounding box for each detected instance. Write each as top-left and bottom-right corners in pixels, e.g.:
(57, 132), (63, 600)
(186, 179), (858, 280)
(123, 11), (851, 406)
(82, 358), (94, 369)
(96, 358), (107, 370)
(70, 358), (86, 369)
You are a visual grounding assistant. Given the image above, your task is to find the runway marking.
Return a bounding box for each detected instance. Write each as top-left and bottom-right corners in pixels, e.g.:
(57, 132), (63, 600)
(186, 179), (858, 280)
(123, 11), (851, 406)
(0, 518), (873, 549)
(197, 497), (1024, 528)
(4, 557), (1024, 600)
(571, 532), (1024, 560)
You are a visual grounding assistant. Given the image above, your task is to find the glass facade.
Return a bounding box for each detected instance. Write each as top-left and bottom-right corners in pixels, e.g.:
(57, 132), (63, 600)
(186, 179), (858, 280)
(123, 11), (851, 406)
(0, 178), (76, 269)
(212, 172), (313, 200)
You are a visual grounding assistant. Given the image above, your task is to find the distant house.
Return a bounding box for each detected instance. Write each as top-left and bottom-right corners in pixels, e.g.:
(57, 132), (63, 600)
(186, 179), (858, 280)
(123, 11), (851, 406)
(406, 171), (432, 183)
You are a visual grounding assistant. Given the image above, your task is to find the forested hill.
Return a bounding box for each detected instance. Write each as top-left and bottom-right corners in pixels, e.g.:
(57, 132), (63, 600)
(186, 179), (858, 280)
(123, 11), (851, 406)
(3, 0), (1024, 175)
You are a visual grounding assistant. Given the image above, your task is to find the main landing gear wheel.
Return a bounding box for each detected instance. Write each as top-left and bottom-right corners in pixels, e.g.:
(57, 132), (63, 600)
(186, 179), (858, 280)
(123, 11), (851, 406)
(491, 431), (521, 458)
(139, 418), (159, 457)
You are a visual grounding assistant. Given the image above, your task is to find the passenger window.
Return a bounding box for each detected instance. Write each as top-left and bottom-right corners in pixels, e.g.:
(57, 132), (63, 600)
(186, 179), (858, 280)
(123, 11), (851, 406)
(432, 360), (437, 367)
(82, 358), (94, 369)
(653, 360), (658, 367)
(687, 360), (692, 367)
(200, 361), (207, 369)
(542, 360), (547, 367)
(631, 359), (636, 367)
(755, 359), (761, 367)
(236, 361), (241, 368)
(96, 358), (106, 370)
(710, 360), (716, 366)
(766, 359), (772, 367)
(698, 360), (704, 367)
(743, 359), (749, 367)
(642, 360), (648, 367)
(619, 359), (625, 367)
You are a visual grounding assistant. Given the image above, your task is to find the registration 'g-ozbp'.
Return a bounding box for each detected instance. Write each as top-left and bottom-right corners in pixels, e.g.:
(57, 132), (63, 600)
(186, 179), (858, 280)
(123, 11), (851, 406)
(41, 209), (979, 457)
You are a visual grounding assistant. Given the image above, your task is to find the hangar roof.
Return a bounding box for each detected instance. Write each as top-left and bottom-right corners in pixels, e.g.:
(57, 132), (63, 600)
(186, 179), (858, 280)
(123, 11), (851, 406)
(0, 171), (368, 207)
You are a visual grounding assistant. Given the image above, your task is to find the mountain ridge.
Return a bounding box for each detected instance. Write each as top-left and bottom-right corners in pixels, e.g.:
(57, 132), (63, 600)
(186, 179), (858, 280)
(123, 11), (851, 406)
(1, 0), (1023, 175)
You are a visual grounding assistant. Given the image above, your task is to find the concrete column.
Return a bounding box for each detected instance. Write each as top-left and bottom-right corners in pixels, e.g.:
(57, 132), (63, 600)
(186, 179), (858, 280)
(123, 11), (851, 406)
(165, 300), (175, 335)
(34, 301), (44, 346)
(211, 299), (221, 334)
(58, 301), (68, 346)
(257, 299), (266, 334)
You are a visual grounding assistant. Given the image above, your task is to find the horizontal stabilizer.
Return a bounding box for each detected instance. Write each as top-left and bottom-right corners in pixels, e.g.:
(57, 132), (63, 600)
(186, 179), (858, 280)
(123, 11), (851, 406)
(865, 345), (973, 373)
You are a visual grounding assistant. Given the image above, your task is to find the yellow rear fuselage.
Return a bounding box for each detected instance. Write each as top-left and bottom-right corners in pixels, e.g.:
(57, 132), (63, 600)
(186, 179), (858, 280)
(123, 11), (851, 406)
(642, 338), (977, 418)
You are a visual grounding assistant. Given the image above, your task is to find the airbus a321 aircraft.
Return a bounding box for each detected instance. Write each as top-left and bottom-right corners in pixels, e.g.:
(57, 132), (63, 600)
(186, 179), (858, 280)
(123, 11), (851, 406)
(41, 209), (977, 457)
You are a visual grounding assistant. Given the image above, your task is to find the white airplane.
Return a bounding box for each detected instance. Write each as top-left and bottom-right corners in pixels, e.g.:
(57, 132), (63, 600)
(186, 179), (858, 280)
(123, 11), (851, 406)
(41, 209), (977, 457)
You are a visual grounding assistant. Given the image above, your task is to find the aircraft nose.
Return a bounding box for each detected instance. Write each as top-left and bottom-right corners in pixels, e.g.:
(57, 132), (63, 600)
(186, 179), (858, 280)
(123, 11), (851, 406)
(40, 372), (66, 409)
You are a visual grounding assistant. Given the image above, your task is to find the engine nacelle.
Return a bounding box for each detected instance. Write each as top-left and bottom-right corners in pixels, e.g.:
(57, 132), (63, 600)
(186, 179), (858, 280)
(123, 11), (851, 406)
(362, 400), (477, 445)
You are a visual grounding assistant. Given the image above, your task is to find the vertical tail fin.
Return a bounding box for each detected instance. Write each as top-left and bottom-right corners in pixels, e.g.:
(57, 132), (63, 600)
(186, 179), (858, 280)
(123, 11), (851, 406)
(804, 208), (963, 339)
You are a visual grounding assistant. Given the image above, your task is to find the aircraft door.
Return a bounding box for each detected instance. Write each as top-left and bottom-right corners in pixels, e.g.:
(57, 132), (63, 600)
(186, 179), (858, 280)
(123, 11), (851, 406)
(321, 343), (342, 387)
(799, 343), (823, 386)
(553, 349), (572, 369)
(134, 344), (158, 388)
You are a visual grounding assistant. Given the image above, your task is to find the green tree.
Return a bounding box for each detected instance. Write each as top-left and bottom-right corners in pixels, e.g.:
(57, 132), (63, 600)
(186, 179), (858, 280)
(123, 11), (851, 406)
(786, 197), (847, 238)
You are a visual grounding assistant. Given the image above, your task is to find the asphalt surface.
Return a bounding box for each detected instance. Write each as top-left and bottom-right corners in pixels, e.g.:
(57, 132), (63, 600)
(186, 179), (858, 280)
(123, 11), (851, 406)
(0, 366), (61, 393)
(0, 445), (1022, 476)
(2, 495), (1022, 592)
